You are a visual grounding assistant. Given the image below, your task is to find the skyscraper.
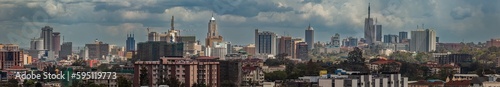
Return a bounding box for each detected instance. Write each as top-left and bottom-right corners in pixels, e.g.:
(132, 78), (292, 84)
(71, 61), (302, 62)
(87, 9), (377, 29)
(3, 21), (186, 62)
(296, 42), (308, 60)
(205, 15), (224, 47)
(278, 36), (293, 56)
(85, 40), (110, 59)
(59, 42), (72, 59)
(305, 24), (314, 50)
(41, 26), (53, 51)
(410, 29), (436, 52)
(364, 3), (375, 45)
(399, 31), (408, 43)
(384, 34), (399, 43)
(52, 32), (61, 54)
(375, 25), (382, 42)
(331, 33), (340, 48)
(255, 29), (277, 56)
(126, 33), (135, 51)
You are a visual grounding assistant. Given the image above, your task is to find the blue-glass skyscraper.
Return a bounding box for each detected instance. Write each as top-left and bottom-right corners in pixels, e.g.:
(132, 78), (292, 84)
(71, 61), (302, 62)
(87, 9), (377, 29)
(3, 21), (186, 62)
(126, 33), (135, 51)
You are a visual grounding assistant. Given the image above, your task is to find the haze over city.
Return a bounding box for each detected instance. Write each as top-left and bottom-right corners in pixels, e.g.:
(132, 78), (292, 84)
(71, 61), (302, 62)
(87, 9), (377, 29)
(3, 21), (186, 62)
(1, 0), (500, 47)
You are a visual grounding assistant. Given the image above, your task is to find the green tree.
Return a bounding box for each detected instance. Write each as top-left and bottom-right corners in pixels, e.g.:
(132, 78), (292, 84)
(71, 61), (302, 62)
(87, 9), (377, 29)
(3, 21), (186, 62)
(8, 79), (19, 87)
(23, 79), (35, 87)
(265, 71), (288, 81)
(117, 76), (132, 87)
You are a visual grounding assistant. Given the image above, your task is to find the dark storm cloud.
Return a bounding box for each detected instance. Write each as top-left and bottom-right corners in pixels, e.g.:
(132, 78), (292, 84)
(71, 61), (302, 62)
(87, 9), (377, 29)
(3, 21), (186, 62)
(450, 8), (472, 20)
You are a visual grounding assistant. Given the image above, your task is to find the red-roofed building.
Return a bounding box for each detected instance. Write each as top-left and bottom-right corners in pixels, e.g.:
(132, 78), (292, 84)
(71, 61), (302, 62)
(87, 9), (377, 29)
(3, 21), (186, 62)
(5, 66), (28, 79)
(422, 62), (461, 75)
(445, 80), (470, 87)
(369, 59), (401, 72)
(409, 80), (445, 87)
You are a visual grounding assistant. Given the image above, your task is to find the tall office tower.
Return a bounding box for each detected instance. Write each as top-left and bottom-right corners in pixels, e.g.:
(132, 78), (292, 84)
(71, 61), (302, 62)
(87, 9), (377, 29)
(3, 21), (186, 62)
(136, 41), (184, 61)
(226, 42), (232, 54)
(399, 31), (408, 43)
(85, 40), (110, 59)
(305, 24), (314, 50)
(205, 15), (224, 47)
(278, 36), (293, 56)
(332, 33), (340, 47)
(52, 32), (61, 54)
(126, 33), (135, 51)
(291, 38), (303, 58)
(364, 3), (375, 45)
(30, 38), (44, 50)
(384, 34), (399, 43)
(375, 25), (382, 42)
(148, 32), (160, 41)
(255, 29), (277, 56)
(41, 26), (53, 51)
(0, 44), (24, 70)
(296, 42), (309, 60)
(166, 16), (180, 43)
(410, 29), (436, 52)
(59, 42), (72, 59)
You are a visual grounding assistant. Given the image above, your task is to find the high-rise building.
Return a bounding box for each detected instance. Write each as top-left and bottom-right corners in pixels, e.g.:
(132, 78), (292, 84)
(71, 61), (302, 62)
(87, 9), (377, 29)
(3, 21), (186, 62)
(278, 36), (293, 56)
(375, 25), (382, 42)
(148, 32), (160, 41)
(41, 26), (53, 51)
(52, 32), (61, 54)
(30, 38), (44, 50)
(410, 29), (436, 52)
(305, 24), (314, 50)
(59, 42), (72, 59)
(166, 16), (181, 43)
(346, 37), (359, 47)
(399, 31), (408, 43)
(0, 44), (24, 70)
(133, 57), (220, 87)
(255, 29), (277, 56)
(384, 34), (399, 43)
(85, 40), (110, 59)
(296, 42), (309, 60)
(331, 33), (340, 48)
(136, 41), (184, 61)
(212, 42), (228, 60)
(364, 3), (375, 45)
(291, 38), (303, 58)
(126, 33), (135, 51)
(205, 15), (224, 47)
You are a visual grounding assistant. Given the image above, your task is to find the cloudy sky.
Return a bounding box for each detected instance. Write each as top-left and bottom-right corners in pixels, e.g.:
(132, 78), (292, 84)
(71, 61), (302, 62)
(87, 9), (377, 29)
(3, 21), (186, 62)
(1, 0), (499, 48)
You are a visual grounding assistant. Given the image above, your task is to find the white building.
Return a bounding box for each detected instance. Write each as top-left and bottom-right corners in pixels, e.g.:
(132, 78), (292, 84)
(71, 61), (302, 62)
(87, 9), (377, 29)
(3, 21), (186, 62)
(211, 42), (228, 60)
(317, 73), (408, 87)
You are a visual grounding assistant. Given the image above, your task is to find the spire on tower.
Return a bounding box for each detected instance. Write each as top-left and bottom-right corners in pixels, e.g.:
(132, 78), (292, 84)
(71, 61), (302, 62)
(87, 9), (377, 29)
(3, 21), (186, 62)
(368, 3), (371, 19)
(211, 13), (215, 20)
(171, 16), (174, 30)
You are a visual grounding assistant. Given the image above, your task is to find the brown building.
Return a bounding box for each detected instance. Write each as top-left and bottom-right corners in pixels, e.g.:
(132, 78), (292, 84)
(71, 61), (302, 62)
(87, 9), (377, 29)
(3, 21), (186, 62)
(278, 36), (293, 57)
(205, 15), (224, 47)
(134, 56), (220, 87)
(486, 38), (500, 47)
(85, 40), (109, 60)
(243, 44), (255, 56)
(52, 32), (61, 55)
(445, 80), (470, 87)
(0, 44), (24, 70)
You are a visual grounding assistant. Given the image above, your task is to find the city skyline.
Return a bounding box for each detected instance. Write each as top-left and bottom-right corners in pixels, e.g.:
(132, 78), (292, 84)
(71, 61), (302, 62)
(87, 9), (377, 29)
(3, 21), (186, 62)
(1, 0), (500, 47)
